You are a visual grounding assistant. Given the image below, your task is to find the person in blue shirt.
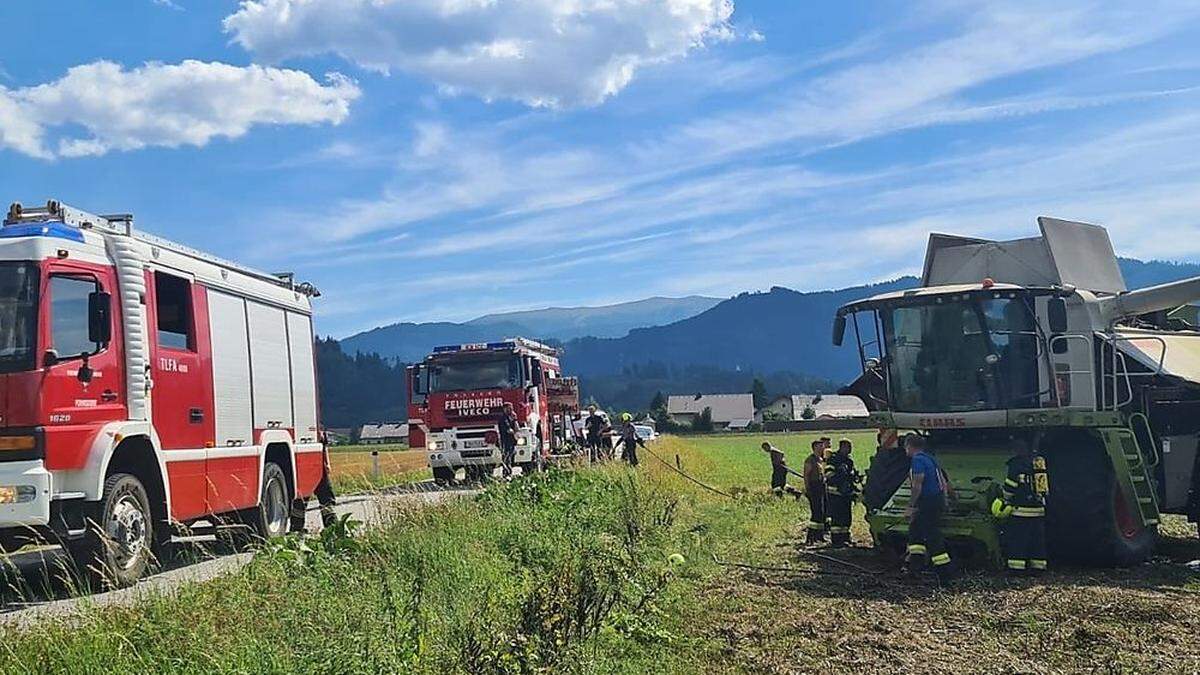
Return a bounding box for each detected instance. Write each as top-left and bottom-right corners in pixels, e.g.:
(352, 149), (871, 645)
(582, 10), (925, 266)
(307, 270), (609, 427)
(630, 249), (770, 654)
(904, 434), (955, 582)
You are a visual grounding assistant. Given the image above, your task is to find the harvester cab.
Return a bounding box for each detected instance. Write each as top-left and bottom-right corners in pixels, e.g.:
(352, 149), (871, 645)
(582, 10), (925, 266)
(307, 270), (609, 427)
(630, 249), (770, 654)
(835, 217), (1200, 566)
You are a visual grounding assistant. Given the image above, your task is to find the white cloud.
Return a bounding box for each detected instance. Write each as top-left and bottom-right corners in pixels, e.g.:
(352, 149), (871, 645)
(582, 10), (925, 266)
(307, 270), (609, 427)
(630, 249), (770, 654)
(0, 60), (360, 159)
(223, 0), (734, 108)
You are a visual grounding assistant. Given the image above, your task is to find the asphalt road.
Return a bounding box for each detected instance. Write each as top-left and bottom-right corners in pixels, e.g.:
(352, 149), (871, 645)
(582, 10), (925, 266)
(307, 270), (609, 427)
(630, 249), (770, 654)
(0, 481), (478, 629)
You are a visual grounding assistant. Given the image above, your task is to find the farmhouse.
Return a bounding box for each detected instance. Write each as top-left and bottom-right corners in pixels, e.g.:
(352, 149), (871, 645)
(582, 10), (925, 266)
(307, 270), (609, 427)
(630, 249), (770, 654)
(763, 394), (869, 421)
(667, 394), (755, 430)
(358, 423), (409, 445)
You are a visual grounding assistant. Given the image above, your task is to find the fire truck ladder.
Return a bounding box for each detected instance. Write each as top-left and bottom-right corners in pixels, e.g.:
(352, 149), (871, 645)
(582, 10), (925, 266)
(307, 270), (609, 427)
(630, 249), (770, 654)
(4, 200), (320, 297)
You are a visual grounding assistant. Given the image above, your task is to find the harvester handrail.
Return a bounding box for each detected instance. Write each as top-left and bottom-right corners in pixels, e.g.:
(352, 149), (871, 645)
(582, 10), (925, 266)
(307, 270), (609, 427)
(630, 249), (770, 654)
(1101, 333), (1167, 410)
(1048, 333), (1096, 408)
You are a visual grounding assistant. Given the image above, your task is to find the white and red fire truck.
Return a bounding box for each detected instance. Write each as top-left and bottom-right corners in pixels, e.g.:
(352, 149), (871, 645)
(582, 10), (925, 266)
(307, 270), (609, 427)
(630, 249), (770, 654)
(0, 200), (324, 586)
(407, 338), (578, 483)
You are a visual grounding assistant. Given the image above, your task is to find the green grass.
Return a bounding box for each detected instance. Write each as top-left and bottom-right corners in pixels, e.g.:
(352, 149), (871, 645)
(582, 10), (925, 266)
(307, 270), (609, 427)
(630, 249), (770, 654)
(3, 432), (1198, 673)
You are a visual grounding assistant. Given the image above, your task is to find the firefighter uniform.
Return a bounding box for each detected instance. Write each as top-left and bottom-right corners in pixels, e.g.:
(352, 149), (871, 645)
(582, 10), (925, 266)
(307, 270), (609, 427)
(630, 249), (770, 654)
(767, 445), (789, 495)
(802, 450), (827, 544)
(823, 446), (859, 547)
(906, 448), (954, 580)
(993, 452), (1049, 574)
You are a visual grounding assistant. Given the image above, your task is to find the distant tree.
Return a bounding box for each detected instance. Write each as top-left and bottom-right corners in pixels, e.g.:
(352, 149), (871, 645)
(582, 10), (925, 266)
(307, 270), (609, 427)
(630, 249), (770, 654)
(751, 378), (769, 410)
(800, 404), (816, 420)
(693, 407), (714, 433)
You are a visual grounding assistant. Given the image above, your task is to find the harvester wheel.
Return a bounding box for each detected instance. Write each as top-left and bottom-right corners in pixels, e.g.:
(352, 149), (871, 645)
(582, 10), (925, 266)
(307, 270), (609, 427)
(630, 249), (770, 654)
(1045, 436), (1155, 567)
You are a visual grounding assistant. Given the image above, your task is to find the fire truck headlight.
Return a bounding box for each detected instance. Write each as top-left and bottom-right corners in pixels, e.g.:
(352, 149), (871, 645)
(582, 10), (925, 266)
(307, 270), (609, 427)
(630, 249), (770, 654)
(516, 436), (527, 446)
(0, 485), (37, 504)
(428, 440), (441, 451)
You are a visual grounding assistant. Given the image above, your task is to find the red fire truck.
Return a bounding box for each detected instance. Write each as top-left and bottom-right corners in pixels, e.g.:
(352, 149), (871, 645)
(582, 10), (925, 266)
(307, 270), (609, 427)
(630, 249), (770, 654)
(407, 338), (577, 483)
(0, 200), (325, 586)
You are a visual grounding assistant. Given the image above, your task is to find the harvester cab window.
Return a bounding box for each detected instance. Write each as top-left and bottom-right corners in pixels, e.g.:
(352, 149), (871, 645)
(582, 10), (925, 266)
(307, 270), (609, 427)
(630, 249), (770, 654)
(883, 296), (1041, 412)
(49, 275), (101, 359)
(154, 272), (194, 351)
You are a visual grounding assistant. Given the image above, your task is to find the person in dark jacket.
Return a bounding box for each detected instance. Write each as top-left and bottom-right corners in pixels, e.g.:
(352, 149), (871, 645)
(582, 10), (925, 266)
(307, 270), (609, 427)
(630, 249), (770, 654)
(584, 405), (606, 462)
(992, 439), (1049, 574)
(823, 438), (860, 548)
(498, 402), (520, 479)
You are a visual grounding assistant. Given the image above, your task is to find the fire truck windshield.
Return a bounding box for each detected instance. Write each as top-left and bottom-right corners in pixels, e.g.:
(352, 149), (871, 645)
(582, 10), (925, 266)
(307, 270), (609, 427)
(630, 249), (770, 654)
(881, 296), (1040, 412)
(429, 356), (521, 393)
(0, 262), (38, 374)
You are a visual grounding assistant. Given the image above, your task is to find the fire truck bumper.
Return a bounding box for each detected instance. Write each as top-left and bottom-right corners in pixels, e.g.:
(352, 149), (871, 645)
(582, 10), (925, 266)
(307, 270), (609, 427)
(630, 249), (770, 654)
(0, 459), (52, 528)
(427, 432), (537, 467)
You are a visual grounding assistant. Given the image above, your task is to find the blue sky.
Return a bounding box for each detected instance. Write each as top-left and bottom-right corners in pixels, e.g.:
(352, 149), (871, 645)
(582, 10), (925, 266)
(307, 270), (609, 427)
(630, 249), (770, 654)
(2, 1), (1200, 337)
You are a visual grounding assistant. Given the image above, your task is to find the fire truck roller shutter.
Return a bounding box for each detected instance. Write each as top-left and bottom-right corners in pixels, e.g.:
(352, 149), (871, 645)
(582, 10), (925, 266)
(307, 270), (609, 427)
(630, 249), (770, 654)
(286, 310), (322, 497)
(208, 291), (253, 448)
(246, 301), (294, 432)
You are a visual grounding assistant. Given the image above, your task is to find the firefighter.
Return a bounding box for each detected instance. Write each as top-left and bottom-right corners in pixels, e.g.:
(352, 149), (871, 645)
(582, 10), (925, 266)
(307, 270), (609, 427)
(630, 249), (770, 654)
(584, 405), (606, 462)
(616, 413), (645, 466)
(904, 434), (955, 582)
(498, 402), (520, 479)
(290, 440), (338, 532)
(802, 439), (828, 544)
(762, 441), (802, 497)
(991, 439), (1049, 575)
(823, 438), (860, 547)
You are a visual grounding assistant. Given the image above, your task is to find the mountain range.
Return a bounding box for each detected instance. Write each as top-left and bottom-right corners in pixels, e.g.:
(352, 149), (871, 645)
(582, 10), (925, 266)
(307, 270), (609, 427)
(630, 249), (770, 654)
(339, 295), (721, 362)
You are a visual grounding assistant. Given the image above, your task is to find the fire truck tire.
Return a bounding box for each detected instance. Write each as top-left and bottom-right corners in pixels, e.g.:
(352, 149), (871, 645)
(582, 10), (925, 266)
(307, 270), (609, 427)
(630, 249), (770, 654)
(245, 462), (291, 542)
(1045, 437), (1156, 567)
(68, 473), (156, 589)
(433, 466), (457, 485)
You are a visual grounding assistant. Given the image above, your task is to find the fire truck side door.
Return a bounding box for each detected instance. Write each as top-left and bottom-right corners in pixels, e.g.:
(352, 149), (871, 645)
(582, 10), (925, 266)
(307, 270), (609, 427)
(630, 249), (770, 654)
(147, 271), (215, 520)
(39, 265), (127, 470)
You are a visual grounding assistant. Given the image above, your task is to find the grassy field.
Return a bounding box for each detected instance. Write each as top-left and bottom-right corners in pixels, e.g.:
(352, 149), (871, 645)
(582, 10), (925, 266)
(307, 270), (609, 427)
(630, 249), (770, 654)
(2, 432), (1198, 672)
(328, 442), (409, 454)
(328, 449), (430, 494)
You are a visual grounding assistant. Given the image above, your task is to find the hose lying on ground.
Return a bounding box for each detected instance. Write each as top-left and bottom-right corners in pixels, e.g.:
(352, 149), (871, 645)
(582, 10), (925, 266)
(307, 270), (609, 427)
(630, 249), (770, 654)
(639, 444), (736, 499)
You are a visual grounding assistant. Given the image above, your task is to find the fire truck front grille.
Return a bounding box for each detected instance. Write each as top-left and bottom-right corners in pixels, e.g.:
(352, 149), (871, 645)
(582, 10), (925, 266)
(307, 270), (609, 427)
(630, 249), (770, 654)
(460, 449), (494, 458)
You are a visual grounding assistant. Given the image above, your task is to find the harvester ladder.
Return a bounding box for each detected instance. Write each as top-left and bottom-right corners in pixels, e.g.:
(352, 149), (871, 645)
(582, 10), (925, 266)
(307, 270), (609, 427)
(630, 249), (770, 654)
(1101, 427), (1160, 527)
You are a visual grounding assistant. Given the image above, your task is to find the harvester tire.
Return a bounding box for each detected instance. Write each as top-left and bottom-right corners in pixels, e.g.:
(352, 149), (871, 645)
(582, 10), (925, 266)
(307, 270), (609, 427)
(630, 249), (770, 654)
(1045, 437), (1155, 567)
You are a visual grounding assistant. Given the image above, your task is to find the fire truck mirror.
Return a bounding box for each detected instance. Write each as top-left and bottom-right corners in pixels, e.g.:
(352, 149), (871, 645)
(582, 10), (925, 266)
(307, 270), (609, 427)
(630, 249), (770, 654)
(42, 349), (59, 368)
(88, 290), (112, 345)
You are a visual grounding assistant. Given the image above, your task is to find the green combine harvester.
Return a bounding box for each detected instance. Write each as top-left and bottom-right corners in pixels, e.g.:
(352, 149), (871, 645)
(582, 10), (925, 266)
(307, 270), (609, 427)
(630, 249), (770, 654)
(833, 217), (1200, 567)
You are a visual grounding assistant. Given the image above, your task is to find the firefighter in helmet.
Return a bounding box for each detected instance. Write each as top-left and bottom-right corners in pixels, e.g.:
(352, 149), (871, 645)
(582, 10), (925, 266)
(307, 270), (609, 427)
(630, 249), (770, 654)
(616, 413), (645, 466)
(991, 438), (1049, 574)
(823, 437), (860, 547)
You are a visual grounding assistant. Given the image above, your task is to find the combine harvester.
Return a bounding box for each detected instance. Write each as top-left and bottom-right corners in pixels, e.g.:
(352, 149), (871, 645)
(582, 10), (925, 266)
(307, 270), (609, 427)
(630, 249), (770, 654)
(407, 338), (579, 484)
(834, 217), (1200, 566)
(0, 200), (324, 586)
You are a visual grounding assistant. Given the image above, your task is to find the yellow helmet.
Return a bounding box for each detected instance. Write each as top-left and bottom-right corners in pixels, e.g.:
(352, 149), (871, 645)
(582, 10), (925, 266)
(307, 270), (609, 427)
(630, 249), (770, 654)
(622, 413), (633, 422)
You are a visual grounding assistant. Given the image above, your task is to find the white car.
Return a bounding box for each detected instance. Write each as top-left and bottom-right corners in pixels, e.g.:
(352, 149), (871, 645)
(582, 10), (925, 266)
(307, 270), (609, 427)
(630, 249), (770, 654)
(633, 424), (658, 441)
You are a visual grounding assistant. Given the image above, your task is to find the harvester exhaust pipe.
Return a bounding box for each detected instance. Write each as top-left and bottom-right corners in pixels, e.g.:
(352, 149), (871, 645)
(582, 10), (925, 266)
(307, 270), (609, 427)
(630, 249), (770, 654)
(1099, 275), (1200, 323)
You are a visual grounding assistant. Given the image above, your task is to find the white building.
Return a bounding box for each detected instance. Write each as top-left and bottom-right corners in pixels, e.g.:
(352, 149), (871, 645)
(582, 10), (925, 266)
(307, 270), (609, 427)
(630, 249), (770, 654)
(667, 394), (756, 430)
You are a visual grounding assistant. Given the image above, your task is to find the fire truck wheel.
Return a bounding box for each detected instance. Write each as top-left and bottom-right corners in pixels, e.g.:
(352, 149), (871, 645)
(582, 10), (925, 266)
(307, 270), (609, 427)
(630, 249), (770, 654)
(246, 462), (291, 541)
(68, 473), (156, 589)
(432, 466), (457, 485)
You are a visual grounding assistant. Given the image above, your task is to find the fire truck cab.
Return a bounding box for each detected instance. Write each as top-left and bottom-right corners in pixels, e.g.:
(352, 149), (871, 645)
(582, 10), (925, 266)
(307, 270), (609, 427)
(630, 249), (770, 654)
(0, 200), (324, 586)
(408, 338), (569, 482)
